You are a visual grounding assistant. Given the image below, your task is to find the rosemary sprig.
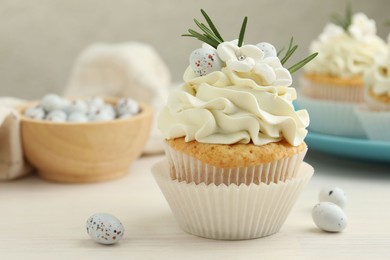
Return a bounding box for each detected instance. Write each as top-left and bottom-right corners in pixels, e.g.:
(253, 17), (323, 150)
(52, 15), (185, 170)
(200, 9), (224, 42)
(385, 19), (390, 26)
(280, 37), (297, 65)
(238, 17), (248, 47)
(278, 37), (318, 74)
(182, 10), (224, 48)
(288, 53), (318, 74)
(331, 3), (352, 31)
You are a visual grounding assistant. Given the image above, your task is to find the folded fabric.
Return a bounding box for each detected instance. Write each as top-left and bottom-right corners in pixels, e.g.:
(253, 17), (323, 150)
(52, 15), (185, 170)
(0, 97), (32, 180)
(63, 42), (171, 153)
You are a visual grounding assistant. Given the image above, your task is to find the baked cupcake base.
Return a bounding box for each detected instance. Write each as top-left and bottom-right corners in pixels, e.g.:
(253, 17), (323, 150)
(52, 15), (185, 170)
(164, 138), (307, 185)
(152, 160), (314, 240)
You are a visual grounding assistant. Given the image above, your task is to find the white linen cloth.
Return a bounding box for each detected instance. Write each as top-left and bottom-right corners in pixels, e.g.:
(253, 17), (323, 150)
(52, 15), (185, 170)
(0, 97), (32, 180)
(64, 42), (171, 153)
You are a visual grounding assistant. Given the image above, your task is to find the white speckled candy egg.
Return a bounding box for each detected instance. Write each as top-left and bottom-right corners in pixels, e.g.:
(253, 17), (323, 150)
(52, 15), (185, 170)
(68, 112), (89, 123)
(116, 98), (139, 116)
(312, 202), (347, 232)
(45, 110), (67, 122)
(25, 106), (45, 120)
(256, 42), (277, 58)
(190, 48), (223, 76)
(86, 213), (125, 245)
(319, 186), (347, 209)
(40, 94), (66, 112)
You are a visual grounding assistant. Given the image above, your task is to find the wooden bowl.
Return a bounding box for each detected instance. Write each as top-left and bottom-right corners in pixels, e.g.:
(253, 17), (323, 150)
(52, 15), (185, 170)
(19, 98), (153, 183)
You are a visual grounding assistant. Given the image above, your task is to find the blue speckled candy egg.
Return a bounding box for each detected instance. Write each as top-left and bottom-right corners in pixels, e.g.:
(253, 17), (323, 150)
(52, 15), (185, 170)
(312, 202), (347, 232)
(86, 213), (125, 245)
(189, 48), (223, 76)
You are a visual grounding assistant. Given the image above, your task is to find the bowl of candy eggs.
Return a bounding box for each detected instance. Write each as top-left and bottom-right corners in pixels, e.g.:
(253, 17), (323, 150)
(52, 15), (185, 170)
(19, 94), (153, 183)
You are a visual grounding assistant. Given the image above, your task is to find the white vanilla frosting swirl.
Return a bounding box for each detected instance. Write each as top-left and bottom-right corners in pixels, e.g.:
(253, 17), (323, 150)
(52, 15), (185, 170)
(305, 13), (386, 77)
(158, 62), (309, 146)
(365, 47), (390, 96)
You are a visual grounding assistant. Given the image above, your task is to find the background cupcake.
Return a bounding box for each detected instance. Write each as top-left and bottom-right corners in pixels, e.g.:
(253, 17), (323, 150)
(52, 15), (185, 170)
(153, 10), (315, 240)
(356, 38), (390, 141)
(297, 6), (386, 137)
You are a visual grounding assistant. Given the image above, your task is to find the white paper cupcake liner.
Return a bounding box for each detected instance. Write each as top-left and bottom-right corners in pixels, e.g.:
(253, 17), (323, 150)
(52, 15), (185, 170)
(299, 76), (363, 102)
(152, 160), (314, 240)
(164, 142), (307, 185)
(355, 107), (390, 141)
(296, 95), (366, 138)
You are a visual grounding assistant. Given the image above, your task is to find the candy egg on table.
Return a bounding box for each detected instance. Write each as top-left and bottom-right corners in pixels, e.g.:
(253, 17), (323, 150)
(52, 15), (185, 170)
(312, 202), (347, 232)
(319, 186), (347, 208)
(190, 48), (223, 76)
(256, 42), (277, 58)
(86, 213), (125, 245)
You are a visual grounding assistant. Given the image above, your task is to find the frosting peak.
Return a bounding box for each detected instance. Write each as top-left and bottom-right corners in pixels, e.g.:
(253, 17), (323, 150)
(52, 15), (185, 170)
(305, 13), (386, 77)
(365, 46), (390, 97)
(158, 41), (309, 147)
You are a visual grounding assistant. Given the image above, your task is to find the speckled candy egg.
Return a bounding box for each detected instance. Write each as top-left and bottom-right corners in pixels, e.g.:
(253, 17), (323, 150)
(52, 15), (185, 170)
(190, 48), (223, 76)
(319, 186), (347, 209)
(24, 106), (45, 120)
(86, 213), (125, 245)
(312, 202), (347, 232)
(256, 42), (277, 58)
(40, 94), (66, 112)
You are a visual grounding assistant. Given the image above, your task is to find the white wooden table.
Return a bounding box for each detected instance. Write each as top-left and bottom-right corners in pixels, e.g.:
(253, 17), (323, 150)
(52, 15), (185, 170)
(1, 150), (390, 259)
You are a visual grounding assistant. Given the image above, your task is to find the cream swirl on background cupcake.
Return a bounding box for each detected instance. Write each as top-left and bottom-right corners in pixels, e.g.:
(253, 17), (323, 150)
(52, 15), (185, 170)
(305, 13), (385, 78)
(159, 41), (309, 147)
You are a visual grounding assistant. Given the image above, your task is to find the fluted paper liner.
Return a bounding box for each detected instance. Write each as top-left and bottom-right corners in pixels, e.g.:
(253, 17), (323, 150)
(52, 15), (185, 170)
(152, 160), (314, 240)
(164, 142), (307, 186)
(296, 95), (366, 138)
(300, 76), (363, 102)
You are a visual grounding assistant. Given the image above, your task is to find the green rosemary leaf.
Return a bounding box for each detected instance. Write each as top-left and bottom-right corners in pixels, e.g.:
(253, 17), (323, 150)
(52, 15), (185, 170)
(386, 19), (390, 26)
(345, 2), (352, 30)
(277, 47), (285, 57)
(331, 14), (344, 28)
(187, 29), (219, 48)
(201, 9), (224, 42)
(194, 19), (223, 44)
(288, 52), (318, 74)
(238, 16), (248, 47)
(331, 3), (352, 32)
(281, 45), (298, 65)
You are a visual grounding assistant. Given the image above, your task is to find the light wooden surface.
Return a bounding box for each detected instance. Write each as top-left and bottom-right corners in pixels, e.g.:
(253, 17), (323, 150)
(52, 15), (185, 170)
(1, 150), (390, 259)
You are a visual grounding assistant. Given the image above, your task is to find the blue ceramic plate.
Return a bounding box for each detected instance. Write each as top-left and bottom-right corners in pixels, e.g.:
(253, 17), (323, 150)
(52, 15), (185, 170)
(306, 131), (390, 163)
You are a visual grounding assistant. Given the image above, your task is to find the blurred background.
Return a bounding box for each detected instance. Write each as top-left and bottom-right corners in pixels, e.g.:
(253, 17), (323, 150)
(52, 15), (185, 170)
(0, 0), (389, 100)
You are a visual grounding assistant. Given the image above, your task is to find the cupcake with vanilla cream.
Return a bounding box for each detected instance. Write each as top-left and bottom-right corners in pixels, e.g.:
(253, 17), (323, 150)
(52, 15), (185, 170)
(152, 10), (316, 240)
(356, 38), (390, 141)
(297, 8), (386, 137)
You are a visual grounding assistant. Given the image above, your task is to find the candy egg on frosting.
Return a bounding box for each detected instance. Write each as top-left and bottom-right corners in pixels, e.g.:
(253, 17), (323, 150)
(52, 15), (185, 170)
(319, 186), (347, 209)
(190, 48), (223, 76)
(312, 202), (347, 232)
(256, 42), (277, 58)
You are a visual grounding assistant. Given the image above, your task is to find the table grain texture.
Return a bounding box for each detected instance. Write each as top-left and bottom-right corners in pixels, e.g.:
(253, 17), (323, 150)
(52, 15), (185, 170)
(1, 150), (390, 259)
